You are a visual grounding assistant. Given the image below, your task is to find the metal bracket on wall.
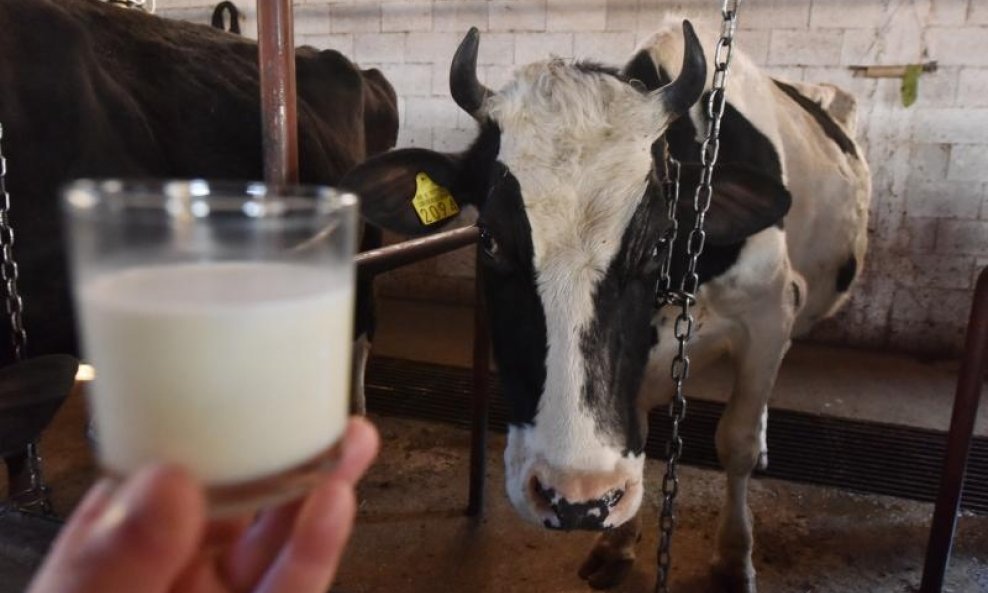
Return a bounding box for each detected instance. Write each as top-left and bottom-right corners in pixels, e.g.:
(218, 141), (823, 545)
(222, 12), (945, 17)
(848, 61), (938, 78)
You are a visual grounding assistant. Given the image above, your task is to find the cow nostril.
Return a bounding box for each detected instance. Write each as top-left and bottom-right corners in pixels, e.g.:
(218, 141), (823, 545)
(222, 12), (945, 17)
(529, 475), (557, 512)
(602, 488), (624, 509)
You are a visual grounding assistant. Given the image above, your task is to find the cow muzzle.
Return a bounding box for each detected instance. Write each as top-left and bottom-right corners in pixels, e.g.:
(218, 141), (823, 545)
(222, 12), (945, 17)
(520, 461), (643, 531)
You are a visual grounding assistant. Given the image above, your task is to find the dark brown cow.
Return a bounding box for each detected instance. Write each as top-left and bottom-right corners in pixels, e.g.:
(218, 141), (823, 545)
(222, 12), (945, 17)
(0, 0), (398, 496)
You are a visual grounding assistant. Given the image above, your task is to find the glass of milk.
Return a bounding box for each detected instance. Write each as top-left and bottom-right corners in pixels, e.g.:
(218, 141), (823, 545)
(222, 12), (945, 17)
(63, 179), (357, 516)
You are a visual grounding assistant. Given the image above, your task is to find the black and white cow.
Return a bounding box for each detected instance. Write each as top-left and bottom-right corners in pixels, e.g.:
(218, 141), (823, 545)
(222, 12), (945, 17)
(344, 17), (870, 593)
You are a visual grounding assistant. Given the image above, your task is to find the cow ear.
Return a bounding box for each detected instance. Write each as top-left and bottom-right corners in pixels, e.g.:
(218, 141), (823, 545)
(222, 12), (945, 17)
(678, 163), (792, 246)
(340, 148), (471, 237)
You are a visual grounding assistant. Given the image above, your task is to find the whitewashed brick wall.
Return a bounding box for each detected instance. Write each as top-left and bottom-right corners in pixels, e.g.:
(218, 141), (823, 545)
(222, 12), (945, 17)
(153, 0), (988, 355)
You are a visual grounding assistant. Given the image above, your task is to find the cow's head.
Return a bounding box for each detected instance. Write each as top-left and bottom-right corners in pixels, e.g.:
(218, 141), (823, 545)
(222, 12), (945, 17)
(343, 22), (790, 530)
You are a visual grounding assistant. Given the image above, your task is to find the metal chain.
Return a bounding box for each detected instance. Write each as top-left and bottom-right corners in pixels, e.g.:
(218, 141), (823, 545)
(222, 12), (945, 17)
(0, 123), (27, 362)
(655, 2), (742, 592)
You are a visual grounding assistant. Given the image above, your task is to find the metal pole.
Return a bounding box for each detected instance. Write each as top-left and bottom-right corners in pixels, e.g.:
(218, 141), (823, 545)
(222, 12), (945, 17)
(467, 246), (490, 516)
(355, 227), (479, 277)
(257, 0), (299, 186)
(920, 267), (988, 593)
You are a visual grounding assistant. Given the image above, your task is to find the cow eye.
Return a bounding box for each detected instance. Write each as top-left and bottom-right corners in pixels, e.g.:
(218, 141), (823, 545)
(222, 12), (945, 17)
(651, 238), (668, 260)
(480, 226), (499, 258)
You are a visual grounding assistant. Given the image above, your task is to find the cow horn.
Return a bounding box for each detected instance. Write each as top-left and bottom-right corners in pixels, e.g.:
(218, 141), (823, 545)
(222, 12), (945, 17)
(450, 27), (494, 120)
(654, 21), (707, 119)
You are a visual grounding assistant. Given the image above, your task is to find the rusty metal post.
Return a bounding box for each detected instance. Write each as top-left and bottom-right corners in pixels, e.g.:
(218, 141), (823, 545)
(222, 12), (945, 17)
(355, 227), (479, 276)
(467, 246), (490, 516)
(920, 268), (988, 593)
(257, 0), (299, 186)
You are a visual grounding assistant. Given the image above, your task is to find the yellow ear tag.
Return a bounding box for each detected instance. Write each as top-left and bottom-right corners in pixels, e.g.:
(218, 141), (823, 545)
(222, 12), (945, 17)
(412, 172), (460, 226)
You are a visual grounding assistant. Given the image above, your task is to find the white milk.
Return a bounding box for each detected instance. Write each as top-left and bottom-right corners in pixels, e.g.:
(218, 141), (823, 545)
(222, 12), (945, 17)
(79, 262), (353, 484)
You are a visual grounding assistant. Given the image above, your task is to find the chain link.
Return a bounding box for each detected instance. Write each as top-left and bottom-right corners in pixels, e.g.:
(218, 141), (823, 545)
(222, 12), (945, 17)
(0, 123), (27, 362)
(655, 2), (741, 592)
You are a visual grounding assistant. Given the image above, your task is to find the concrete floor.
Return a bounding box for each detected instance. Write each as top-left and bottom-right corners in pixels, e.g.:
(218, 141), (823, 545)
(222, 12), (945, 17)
(2, 297), (987, 592)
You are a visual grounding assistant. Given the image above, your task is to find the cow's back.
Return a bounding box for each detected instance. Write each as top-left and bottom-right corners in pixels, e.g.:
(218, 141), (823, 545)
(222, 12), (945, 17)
(639, 18), (870, 335)
(0, 0), (397, 362)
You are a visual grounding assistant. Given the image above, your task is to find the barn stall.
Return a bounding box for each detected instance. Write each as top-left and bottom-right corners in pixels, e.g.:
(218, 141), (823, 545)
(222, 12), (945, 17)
(0, 1), (987, 592)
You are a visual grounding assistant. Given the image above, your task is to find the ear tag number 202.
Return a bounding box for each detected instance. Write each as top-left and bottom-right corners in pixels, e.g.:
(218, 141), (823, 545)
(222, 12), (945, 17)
(412, 172), (460, 226)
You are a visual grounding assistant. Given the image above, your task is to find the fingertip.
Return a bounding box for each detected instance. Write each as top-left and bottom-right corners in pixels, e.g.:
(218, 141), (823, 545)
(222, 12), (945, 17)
(347, 416), (380, 458)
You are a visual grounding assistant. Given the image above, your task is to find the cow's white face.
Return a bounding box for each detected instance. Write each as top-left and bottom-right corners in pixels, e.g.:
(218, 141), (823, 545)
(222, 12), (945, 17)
(482, 61), (671, 529)
(344, 22), (803, 531)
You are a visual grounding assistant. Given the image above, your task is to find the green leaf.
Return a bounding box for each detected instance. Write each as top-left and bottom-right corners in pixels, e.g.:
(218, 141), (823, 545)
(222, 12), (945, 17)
(901, 64), (921, 108)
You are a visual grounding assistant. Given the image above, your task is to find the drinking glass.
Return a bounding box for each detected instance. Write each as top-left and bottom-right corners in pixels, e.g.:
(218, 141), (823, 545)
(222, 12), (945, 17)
(63, 179), (357, 516)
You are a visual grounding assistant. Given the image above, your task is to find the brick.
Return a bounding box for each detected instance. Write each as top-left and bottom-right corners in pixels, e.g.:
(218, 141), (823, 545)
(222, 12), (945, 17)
(915, 67), (958, 107)
(606, 0), (638, 31)
(476, 33), (516, 65)
(741, 0), (810, 29)
(926, 27), (988, 66)
(432, 62), (452, 97)
(947, 144), (988, 182)
(396, 126), (433, 149)
(909, 144), (951, 182)
(157, 7), (212, 25)
(736, 29), (771, 66)
(902, 216), (939, 253)
(923, 0), (971, 25)
(405, 32), (463, 63)
(912, 108), (988, 144)
(888, 318), (965, 355)
(840, 24), (923, 66)
(295, 34), (354, 56)
(404, 96), (460, 128)
(957, 68), (988, 107)
(546, 0), (606, 31)
(330, 2), (381, 33)
(382, 1), (433, 32)
(573, 32), (636, 65)
(809, 1), (885, 29)
(768, 29), (843, 66)
(514, 32), (574, 63)
(293, 4), (331, 35)
(481, 64), (517, 90)
(888, 253), (975, 290)
(905, 180), (983, 218)
(433, 0), (489, 32)
(433, 127), (481, 152)
(489, 0), (546, 32)
(890, 286), (973, 324)
(376, 63), (433, 96)
(353, 33), (405, 64)
(968, 0), (988, 24)
(936, 219), (988, 254)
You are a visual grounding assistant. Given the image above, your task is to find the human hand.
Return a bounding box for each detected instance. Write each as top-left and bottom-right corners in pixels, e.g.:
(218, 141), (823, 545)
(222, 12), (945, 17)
(27, 416), (379, 593)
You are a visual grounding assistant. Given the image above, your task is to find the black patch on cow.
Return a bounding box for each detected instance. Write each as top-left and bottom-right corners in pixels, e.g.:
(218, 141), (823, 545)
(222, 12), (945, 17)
(581, 179), (669, 455)
(624, 51), (663, 92)
(458, 125), (549, 427)
(835, 255), (858, 293)
(574, 61), (623, 80)
(773, 79), (858, 159)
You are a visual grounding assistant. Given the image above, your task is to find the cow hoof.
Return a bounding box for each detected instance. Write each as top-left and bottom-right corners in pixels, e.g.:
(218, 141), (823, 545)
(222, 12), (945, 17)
(578, 547), (635, 589)
(711, 565), (757, 593)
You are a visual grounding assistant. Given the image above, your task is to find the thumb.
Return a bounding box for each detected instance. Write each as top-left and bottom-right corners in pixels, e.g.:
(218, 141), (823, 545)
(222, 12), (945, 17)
(28, 465), (206, 593)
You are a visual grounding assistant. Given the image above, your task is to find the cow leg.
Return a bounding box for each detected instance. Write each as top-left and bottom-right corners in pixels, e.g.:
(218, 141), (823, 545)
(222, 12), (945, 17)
(712, 317), (791, 593)
(756, 405), (769, 470)
(578, 512), (642, 589)
(350, 333), (371, 415)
